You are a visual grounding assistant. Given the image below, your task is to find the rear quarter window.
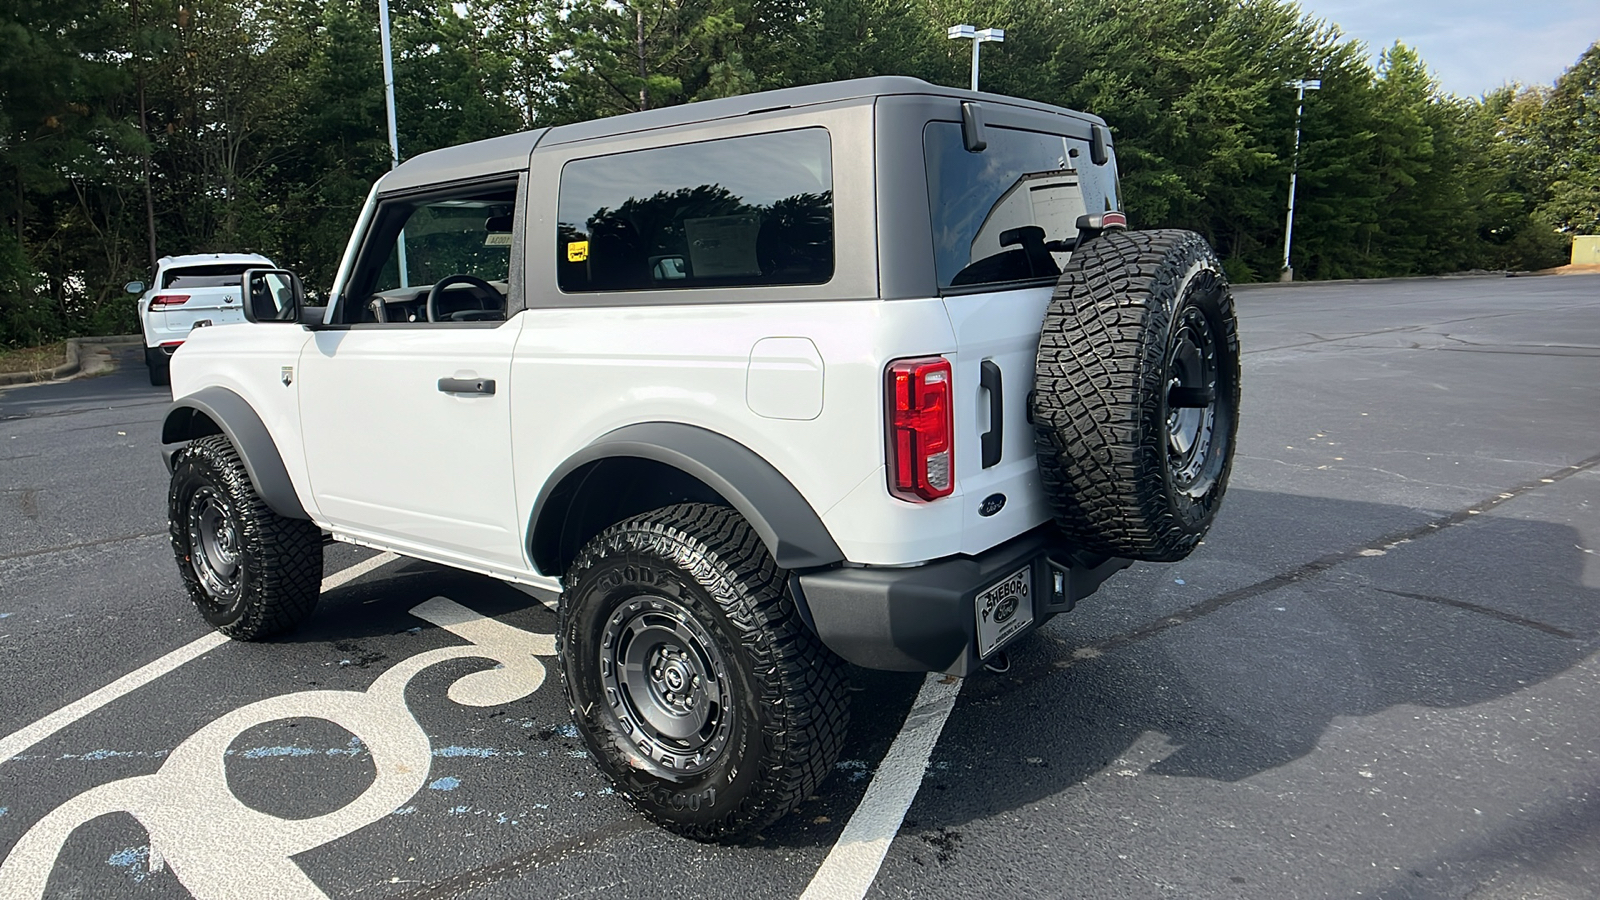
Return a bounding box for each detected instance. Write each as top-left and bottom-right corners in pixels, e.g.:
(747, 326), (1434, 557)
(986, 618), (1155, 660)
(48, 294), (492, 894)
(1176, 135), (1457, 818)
(557, 128), (834, 292)
(925, 122), (1118, 291)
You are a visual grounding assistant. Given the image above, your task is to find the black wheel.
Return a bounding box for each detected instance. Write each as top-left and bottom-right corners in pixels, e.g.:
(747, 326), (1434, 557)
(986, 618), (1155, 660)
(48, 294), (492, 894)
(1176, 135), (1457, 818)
(559, 503), (849, 841)
(168, 434), (323, 639)
(1032, 229), (1240, 562)
(146, 348), (170, 387)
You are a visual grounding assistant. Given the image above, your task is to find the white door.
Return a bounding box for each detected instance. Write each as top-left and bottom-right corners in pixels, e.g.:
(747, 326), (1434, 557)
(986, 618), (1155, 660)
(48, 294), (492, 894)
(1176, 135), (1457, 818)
(298, 318), (527, 571)
(299, 178), (528, 572)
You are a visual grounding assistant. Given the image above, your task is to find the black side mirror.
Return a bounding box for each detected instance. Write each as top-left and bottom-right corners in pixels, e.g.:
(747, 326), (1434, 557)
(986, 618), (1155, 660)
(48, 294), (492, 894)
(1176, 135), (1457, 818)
(124, 281), (146, 295)
(241, 268), (304, 323)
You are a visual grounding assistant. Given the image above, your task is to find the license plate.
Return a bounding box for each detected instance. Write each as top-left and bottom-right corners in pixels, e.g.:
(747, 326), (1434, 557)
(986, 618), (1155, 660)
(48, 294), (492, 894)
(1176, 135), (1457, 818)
(975, 565), (1034, 658)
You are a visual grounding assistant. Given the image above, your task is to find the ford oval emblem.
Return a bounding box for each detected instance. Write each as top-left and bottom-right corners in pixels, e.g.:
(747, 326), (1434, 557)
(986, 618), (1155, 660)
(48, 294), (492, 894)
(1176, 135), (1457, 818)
(979, 493), (1007, 517)
(994, 594), (1018, 623)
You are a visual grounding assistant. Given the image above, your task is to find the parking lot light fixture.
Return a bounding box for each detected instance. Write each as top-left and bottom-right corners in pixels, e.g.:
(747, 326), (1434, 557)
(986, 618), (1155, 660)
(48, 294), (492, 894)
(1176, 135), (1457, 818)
(1281, 78), (1321, 282)
(948, 25), (1005, 91)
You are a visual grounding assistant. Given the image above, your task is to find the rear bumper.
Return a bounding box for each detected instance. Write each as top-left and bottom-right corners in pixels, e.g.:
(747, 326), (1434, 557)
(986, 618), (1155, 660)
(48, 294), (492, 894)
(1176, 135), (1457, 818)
(796, 526), (1131, 676)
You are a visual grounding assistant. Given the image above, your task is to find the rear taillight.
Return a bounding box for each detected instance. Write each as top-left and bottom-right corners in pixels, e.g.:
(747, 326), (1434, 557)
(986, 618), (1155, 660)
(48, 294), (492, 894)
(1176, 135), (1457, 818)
(886, 356), (954, 502)
(150, 294), (190, 308)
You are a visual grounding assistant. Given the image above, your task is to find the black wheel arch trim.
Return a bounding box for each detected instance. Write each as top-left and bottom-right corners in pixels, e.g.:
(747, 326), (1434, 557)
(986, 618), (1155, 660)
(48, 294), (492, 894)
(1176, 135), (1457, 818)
(530, 422), (844, 576)
(161, 386), (309, 520)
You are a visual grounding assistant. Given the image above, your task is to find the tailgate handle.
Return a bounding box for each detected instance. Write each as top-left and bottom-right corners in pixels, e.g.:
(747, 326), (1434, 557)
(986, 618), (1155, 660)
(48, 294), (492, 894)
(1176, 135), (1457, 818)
(980, 359), (1003, 469)
(438, 377), (495, 395)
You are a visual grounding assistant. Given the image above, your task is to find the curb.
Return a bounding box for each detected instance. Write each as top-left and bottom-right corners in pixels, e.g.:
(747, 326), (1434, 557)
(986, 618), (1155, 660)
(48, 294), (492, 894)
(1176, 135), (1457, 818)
(1232, 273), (1521, 292)
(0, 335), (142, 386)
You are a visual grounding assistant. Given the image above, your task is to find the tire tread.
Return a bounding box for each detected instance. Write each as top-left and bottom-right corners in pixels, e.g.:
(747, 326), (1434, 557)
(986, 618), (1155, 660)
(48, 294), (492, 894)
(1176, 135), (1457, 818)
(168, 434), (322, 639)
(560, 502), (849, 842)
(1032, 229), (1240, 561)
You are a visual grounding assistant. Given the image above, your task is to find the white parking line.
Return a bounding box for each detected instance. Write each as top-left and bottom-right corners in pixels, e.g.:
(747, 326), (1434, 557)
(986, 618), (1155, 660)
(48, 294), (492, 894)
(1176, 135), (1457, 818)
(799, 673), (964, 900)
(0, 551), (398, 765)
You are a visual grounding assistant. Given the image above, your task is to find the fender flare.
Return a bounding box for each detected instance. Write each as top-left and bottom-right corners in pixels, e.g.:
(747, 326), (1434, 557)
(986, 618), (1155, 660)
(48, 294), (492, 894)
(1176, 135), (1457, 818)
(530, 422), (844, 575)
(161, 386), (309, 520)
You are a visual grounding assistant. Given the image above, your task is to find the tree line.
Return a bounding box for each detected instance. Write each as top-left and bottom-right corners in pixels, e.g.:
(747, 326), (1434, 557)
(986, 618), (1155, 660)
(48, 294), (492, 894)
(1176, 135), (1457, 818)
(1, 0), (1595, 347)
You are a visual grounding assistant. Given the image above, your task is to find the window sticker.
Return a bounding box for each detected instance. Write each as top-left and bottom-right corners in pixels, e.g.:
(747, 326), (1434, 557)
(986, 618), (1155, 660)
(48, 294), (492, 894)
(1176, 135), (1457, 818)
(567, 240), (589, 263)
(684, 215), (761, 278)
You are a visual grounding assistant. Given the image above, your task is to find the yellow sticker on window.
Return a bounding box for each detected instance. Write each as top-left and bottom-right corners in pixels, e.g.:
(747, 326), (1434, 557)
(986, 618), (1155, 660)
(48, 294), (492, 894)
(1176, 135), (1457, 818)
(567, 240), (589, 263)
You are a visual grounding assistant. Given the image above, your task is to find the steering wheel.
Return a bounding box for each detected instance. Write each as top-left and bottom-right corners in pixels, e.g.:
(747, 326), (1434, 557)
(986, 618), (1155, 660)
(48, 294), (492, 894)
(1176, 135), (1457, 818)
(426, 274), (502, 322)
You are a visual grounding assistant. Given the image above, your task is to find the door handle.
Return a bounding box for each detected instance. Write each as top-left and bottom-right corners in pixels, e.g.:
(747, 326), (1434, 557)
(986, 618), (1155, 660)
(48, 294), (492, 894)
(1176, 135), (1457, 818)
(980, 359), (1002, 469)
(438, 377), (495, 395)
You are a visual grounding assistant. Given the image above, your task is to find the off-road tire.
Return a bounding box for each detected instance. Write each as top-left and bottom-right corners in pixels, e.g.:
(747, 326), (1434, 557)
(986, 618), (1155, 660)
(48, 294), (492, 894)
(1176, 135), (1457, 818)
(168, 434), (323, 639)
(559, 503), (850, 842)
(1032, 229), (1240, 562)
(146, 348), (170, 387)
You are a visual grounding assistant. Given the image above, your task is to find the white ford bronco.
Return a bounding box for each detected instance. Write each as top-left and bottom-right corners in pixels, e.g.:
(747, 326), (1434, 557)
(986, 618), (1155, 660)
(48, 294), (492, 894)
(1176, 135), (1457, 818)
(159, 77), (1239, 840)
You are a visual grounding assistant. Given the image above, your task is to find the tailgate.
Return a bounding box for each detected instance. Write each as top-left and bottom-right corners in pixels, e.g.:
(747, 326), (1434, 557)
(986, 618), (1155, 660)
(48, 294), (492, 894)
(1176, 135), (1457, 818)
(920, 111), (1119, 556)
(157, 286), (247, 334)
(943, 286), (1054, 555)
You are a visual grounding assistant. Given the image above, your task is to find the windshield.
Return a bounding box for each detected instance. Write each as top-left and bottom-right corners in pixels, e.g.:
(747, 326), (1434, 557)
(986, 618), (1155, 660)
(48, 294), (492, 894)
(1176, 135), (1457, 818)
(925, 122), (1119, 290)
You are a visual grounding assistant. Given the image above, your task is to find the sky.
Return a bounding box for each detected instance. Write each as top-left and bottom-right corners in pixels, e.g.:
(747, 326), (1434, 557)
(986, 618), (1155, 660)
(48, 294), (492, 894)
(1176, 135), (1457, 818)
(1296, 0), (1600, 97)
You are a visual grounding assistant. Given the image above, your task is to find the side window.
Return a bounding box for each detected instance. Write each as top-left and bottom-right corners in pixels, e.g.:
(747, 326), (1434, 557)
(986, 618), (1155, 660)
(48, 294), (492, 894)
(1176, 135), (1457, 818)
(557, 128), (833, 292)
(348, 184), (517, 324)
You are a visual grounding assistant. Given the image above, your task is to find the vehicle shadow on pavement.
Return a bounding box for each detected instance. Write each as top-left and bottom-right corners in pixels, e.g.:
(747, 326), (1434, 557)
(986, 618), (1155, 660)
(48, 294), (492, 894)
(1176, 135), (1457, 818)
(289, 558), (555, 643)
(898, 487), (1600, 831)
(284, 556), (931, 851)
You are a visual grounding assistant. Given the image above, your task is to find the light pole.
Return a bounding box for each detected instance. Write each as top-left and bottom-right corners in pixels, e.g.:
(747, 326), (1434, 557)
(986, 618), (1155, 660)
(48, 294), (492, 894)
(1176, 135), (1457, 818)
(378, 0), (408, 286)
(948, 25), (1005, 92)
(1280, 78), (1320, 282)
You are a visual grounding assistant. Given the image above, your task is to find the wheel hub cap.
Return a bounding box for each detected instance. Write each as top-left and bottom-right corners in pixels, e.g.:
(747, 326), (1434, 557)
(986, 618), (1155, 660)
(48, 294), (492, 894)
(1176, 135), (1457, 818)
(599, 595), (731, 778)
(188, 487), (242, 603)
(1165, 307), (1220, 495)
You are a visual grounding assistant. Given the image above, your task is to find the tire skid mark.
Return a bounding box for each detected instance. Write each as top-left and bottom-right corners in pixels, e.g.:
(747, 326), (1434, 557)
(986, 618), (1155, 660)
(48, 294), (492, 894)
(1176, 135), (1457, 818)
(11, 415), (167, 437)
(1237, 301), (1597, 356)
(0, 530), (168, 564)
(1374, 588), (1581, 639)
(1059, 451), (1600, 668)
(0, 398), (171, 422)
(390, 819), (651, 900)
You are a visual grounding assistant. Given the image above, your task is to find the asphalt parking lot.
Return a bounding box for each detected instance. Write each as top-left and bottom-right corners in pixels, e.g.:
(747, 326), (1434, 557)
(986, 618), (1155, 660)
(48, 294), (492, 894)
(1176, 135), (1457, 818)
(2, 273), (1597, 900)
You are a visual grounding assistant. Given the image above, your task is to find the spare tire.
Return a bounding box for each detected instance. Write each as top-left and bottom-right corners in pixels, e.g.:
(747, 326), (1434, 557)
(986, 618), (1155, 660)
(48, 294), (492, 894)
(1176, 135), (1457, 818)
(1031, 229), (1240, 562)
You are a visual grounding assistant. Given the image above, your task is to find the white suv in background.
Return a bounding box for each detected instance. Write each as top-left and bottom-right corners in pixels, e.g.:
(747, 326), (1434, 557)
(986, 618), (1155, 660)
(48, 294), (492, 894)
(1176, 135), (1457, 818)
(129, 253), (276, 386)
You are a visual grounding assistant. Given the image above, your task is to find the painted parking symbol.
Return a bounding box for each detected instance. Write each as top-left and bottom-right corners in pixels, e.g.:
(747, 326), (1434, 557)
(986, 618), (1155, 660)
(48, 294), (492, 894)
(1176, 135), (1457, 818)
(0, 596), (556, 900)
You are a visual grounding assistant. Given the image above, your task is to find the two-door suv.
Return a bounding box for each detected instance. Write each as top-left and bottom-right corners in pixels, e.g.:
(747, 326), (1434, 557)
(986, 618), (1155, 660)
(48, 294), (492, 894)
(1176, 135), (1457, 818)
(159, 77), (1240, 840)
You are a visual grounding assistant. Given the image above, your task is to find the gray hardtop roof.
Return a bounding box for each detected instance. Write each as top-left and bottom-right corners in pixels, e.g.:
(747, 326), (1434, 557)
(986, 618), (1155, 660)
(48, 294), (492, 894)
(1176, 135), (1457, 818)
(540, 76), (1106, 146)
(379, 77), (1105, 195)
(379, 130), (546, 194)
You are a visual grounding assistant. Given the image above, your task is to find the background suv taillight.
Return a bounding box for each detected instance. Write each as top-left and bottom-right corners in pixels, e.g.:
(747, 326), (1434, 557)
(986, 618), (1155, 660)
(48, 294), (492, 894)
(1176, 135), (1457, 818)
(886, 356), (954, 502)
(150, 294), (190, 308)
